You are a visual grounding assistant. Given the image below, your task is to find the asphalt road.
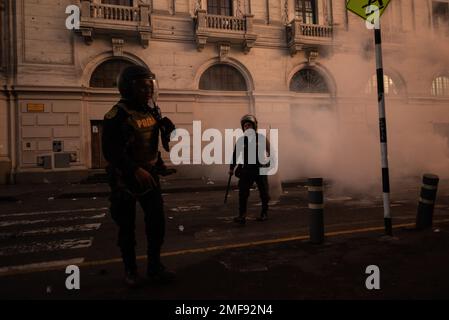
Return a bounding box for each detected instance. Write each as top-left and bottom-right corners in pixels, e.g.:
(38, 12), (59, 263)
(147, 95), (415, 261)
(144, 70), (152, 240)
(1, 178), (449, 300)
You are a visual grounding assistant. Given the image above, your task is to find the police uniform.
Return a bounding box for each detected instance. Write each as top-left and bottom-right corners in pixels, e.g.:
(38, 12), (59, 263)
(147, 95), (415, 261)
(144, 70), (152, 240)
(230, 116), (270, 223)
(102, 99), (166, 276)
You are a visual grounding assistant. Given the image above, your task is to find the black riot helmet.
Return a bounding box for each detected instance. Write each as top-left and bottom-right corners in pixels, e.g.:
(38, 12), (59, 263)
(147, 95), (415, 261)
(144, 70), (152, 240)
(240, 114), (258, 131)
(117, 65), (159, 101)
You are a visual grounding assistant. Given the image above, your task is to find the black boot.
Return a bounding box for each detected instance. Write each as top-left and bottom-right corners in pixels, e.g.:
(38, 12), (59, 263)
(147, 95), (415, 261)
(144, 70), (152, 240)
(121, 248), (141, 288)
(257, 203), (269, 222)
(233, 215), (246, 225)
(124, 269), (142, 288)
(147, 262), (176, 285)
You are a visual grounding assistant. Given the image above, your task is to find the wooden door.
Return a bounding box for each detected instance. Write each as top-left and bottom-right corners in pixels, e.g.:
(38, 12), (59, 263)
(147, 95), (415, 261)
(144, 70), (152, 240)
(91, 120), (108, 169)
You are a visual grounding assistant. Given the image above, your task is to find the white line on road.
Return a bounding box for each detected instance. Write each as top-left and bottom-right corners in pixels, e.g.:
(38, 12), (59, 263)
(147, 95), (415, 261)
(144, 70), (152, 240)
(0, 223), (101, 239)
(0, 238), (93, 256)
(0, 214), (106, 228)
(0, 258), (85, 274)
(0, 207), (109, 219)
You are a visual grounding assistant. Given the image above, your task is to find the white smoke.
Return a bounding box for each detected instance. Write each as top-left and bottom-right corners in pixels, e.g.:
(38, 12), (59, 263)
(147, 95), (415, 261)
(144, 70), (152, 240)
(277, 25), (449, 196)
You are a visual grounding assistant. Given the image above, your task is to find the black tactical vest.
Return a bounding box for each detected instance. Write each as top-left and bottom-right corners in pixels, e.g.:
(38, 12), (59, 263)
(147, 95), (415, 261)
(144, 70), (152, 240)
(117, 102), (160, 168)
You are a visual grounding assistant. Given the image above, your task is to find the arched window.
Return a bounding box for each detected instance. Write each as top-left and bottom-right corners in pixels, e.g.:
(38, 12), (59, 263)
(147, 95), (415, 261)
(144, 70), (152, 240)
(365, 74), (399, 95)
(289, 68), (329, 93)
(90, 59), (135, 88)
(431, 76), (449, 96)
(199, 64), (247, 91)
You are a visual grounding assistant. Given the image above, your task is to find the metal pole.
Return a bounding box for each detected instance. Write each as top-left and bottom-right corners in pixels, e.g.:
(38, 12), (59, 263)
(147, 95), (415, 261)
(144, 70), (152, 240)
(416, 174), (439, 230)
(308, 178), (324, 244)
(374, 23), (392, 236)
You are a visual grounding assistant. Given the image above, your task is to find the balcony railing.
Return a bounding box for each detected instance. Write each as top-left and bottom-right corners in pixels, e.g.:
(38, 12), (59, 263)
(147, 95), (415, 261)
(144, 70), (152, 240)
(195, 9), (257, 53)
(287, 18), (333, 55)
(297, 23), (333, 38)
(203, 14), (246, 31)
(89, 3), (140, 22)
(78, 0), (151, 48)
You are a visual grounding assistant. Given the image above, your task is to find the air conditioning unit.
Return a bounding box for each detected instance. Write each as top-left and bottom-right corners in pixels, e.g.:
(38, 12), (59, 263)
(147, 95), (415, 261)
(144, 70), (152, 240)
(37, 155), (52, 169)
(54, 153), (71, 168)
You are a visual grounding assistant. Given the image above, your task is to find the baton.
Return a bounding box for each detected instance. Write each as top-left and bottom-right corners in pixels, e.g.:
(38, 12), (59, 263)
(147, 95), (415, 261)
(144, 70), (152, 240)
(224, 173), (232, 204)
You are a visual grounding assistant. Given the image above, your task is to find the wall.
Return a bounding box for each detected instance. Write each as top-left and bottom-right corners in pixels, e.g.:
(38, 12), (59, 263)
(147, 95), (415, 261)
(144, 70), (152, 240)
(1, 0), (446, 184)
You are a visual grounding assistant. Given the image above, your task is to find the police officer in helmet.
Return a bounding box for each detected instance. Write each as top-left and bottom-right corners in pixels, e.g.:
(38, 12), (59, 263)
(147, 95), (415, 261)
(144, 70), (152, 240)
(102, 65), (176, 287)
(229, 114), (271, 224)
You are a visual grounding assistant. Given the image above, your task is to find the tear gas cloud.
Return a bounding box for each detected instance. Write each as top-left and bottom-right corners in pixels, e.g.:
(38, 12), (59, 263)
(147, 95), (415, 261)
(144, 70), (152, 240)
(279, 25), (449, 197)
(171, 22), (449, 199)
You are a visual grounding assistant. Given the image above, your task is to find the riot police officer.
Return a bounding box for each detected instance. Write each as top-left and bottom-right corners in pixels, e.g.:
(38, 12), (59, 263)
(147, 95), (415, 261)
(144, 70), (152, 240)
(229, 114), (271, 224)
(102, 65), (176, 287)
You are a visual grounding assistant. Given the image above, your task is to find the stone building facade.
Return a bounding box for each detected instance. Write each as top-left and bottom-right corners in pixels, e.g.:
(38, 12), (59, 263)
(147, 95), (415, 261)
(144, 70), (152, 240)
(0, 0), (448, 184)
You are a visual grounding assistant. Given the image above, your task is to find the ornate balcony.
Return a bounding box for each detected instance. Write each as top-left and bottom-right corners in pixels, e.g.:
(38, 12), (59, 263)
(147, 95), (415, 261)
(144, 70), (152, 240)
(286, 18), (333, 56)
(78, 0), (151, 48)
(194, 9), (257, 53)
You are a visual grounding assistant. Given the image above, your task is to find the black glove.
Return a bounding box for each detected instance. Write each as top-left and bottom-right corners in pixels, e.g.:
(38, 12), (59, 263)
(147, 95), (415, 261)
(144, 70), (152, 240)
(160, 117), (176, 152)
(160, 117), (176, 134)
(149, 104), (176, 152)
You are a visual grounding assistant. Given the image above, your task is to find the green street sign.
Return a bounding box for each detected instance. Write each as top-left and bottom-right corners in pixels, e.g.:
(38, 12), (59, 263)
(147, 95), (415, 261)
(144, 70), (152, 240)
(346, 0), (391, 21)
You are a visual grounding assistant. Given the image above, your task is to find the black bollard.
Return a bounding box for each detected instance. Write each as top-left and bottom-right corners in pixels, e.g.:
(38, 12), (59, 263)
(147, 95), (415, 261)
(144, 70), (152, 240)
(308, 178), (324, 244)
(416, 174), (439, 230)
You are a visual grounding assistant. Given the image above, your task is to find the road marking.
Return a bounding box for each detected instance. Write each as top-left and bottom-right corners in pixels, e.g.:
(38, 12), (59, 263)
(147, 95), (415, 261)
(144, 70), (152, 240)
(0, 214), (106, 227)
(0, 223), (101, 239)
(170, 206), (202, 212)
(0, 238), (93, 256)
(0, 258), (85, 274)
(0, 207), (108, 219)
(1, 219), (449, 277)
